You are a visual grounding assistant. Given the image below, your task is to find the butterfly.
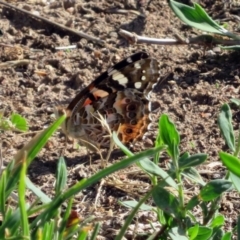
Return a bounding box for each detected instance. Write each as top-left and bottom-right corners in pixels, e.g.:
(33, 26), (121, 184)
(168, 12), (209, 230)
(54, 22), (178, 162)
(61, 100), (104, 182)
(60, 52), (161, 150)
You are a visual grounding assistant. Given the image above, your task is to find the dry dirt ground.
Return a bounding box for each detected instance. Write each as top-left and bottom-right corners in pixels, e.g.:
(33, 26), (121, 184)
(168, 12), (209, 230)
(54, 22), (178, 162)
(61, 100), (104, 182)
(0, 0), (240, 238)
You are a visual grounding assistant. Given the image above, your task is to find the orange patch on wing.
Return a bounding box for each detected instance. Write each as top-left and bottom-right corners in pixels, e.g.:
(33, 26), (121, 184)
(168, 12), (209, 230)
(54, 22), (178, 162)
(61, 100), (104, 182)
(83, 98), (93, 106)
(118, 115), (149, 143)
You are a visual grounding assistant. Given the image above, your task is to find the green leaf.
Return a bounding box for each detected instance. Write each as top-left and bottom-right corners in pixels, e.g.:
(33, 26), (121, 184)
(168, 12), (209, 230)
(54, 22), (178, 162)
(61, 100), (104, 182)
(194, 226), (212, 240)
(89, 223), (101, 240)
(199, 180), (232, 201)
(182, 167), (205, 186)
(229, 172), (240, 192)
(58, 198), (74, 237)
(138, 159), (178, 189)
(230, 98), (240, 106)
(179, 153), (207, 169)
(18, 153), (29, 236)
(0, 208), (21, 237)
(238, 215), (240, 239)
(209, 215), (225, 228)
(168, 0), (239, 39)
(152, 185), (180, 218)
(113, 132), (178, 188)
(218, 104), (235, 152)
(42, 221), (54, 240)
(188, 224), (199, 240)
(25, 177), (51, 204)
(212, 228), (224, 240)
(30, 147), (163, 231)
(11, 113), (28, 132)
(55, 157), (67, 195)
(221, 232), (232, 240)
(169, 226), (188, 239)
(219, 151), (240, 178)
(159, 114), (180, 159)
(7, 115), (66, 194)
(0, 170), (6, 215)
(186, 196), (200, 211)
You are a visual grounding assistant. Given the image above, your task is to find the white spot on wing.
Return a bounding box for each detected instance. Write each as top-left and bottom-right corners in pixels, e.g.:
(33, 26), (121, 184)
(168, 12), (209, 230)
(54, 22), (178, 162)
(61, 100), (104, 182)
(127, 57), (133, 63)
(141, 75), (146, 81)
(134, 82), (142, 89)
(112, 70), (128, 86)
(134, 62), (141, 69)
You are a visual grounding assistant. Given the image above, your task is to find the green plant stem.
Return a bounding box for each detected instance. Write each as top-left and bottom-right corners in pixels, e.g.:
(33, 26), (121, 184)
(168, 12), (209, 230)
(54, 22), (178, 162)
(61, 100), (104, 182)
(176, 169), (185, 217)
(172, 153), (185, 218)
(203, 196), (222, 225)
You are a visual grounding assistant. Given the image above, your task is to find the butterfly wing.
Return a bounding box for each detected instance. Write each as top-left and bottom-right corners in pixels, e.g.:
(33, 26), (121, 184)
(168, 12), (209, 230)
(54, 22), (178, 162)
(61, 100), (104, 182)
(63, 52), (160, 148)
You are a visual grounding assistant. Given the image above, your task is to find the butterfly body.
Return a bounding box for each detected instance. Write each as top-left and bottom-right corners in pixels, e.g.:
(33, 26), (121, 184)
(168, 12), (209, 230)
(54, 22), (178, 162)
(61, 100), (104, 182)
(61, 52), (160, 150)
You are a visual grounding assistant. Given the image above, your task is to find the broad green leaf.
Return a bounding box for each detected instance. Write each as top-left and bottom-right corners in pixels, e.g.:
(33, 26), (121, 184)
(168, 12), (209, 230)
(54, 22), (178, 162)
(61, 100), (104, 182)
(182, 167), (205, 186)
(188, 224), (199, 240)
(169, 0), (239, 39)
(211, 228), (224, 240)
(218, 104), (235, 152)
(199, 180), (232, 201)
(11, 113), (28, 132)
(152, 185), (180, 218)
(229, 172), (240, 192)
(230, 98), (240, 106)
(221, 232), (232, 240)
(169, 226), (188, 239)
(179, 152), (190, 162)
(219, 151), (240, 178)
(179, 153), (207, 169)
(194, 226), (212, 240)
(138, 159), (178, 189)
(209, 215), (225, 228)
(159, 114), (180, 160)
(186, 196), (200, 211)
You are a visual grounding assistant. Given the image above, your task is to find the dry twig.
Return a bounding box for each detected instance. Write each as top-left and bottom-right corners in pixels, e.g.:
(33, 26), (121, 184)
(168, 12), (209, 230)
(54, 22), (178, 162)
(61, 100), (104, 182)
(0, 1), (104, 46)
(0, 59), (30, 69)
(119, 29), (240, 46)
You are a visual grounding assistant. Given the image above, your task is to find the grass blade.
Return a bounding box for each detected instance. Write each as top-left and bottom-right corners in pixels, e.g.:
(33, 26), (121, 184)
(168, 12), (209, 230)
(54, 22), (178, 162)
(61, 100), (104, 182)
(18, 151), (29, 237)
